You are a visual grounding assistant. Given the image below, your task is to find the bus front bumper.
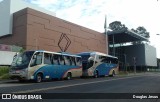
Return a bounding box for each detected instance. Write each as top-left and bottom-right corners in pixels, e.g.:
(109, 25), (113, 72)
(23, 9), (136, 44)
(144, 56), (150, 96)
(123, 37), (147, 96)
(9, 70), (28, 80)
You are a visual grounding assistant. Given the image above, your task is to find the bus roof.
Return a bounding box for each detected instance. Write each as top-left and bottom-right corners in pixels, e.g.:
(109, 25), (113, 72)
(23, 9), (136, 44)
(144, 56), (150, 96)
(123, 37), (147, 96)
(77, 51), (118, 59)
(27, 50), (81, 57)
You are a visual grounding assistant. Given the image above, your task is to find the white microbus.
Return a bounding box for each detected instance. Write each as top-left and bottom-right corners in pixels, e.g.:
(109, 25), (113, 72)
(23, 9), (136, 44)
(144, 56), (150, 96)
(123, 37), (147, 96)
(9, 50), (82, 82)
(77, 52), (118, 77)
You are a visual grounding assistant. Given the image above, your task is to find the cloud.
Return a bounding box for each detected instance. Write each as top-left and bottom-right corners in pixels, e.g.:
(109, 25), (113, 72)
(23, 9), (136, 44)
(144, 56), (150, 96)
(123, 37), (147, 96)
(24, 0), (160, 57)
(24, 0), (107, 31)
(22, 0), (160, 34)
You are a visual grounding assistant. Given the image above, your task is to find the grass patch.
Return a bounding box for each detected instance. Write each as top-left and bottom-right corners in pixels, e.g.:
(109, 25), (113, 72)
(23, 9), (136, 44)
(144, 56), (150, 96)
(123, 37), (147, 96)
(0, 66), (9, 80)
(0, 73), (9, 79)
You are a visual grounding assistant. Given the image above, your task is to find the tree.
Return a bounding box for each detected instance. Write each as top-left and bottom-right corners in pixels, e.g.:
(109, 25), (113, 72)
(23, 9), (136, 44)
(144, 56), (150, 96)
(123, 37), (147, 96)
(19, 48), (25, 53)
(109, 21), (127, 31)
(131, 26), (150, 38)
(136, 26), (150, 38)
(131, 26), (150, 45)
(131, 28), (137, 33)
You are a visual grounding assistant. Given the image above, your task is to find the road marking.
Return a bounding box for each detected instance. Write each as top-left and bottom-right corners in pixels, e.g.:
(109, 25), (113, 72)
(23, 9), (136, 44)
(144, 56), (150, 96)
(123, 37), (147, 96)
(0, 81), (35, 88)
(0, 84), (32, 88)
(12, 75), (143, 93)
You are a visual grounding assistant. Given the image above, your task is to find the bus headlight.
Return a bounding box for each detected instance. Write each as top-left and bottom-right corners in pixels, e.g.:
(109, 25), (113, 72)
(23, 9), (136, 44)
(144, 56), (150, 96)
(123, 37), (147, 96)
(31, 76), (34, 79)
(10, 69), (27, 75)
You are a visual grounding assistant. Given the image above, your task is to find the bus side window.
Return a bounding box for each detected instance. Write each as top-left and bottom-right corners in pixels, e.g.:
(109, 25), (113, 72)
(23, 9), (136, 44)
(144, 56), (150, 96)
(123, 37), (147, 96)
(76, 57), (82, 66)
(107, 57), (111, 64)
(64, 56), (72, 65)
(58, 55), (65, 65)
(112, 58), (118, 64)
(101, 56), (107, 63)
(30, 52), (42, 67)
(53, 54), (59, 65)
(44, 53), (52, 65)
(71, 57), (76, 66)
(116, 59), (118, 64)
(111, 58), (114, 64)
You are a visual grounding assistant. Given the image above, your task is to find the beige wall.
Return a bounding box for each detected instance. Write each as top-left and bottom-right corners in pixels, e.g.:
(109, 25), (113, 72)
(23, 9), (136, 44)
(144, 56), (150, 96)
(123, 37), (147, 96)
(0, 8), (108, 54)
(0, 8), (27, 48)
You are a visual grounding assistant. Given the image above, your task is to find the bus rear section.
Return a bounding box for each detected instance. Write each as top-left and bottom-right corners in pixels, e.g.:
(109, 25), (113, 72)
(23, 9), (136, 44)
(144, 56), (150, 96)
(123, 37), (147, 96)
(77, 52), (118, 77)
(9, 50), (82, 82)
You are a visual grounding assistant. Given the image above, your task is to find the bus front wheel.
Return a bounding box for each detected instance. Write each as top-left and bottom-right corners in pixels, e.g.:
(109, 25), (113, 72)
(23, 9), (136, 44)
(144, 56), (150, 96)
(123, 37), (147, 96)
(94, 71), (98, 78)
(110, 70), (115, 77)
(66, 72), (72, 80)
(36, 73), (43, 83)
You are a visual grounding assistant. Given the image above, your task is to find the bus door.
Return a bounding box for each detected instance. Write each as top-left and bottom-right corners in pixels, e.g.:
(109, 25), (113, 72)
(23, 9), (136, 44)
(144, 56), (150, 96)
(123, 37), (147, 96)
(52, 54), (62, 79)
(100, 56), (110, 75)
(29, 52), (43, 79)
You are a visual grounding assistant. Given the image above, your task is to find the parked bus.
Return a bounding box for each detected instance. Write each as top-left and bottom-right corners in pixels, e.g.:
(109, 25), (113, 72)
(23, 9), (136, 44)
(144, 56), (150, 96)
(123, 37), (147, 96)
(9, 50), (82, 82)
(77, 52), (118, 77)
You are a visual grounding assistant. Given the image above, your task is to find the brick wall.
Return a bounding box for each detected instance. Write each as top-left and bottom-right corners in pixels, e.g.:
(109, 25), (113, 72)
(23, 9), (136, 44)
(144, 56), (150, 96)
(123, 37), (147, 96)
(0, 8), (108, 54)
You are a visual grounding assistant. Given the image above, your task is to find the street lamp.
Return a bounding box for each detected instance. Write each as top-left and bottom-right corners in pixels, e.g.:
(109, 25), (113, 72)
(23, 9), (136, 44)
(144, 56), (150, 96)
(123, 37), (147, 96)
(104, 15), (108, 54)
(124, 54), (127, 72)
(156, 34), (160, 69)
(112, 34), (115, 56)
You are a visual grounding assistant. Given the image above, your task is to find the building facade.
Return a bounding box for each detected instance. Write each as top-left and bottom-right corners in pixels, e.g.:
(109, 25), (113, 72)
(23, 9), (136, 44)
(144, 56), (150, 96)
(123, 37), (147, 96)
(0, 7), (108, 54)
(0, 0), (56, 37)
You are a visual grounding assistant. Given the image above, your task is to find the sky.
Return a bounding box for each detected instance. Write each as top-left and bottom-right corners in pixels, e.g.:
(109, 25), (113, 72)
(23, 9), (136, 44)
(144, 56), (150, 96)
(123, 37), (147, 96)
(0, 0), (160, 58)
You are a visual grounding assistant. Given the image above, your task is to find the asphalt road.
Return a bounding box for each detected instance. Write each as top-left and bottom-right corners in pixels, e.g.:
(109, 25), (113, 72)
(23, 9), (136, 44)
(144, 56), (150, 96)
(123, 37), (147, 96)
(1, 72), (160, 102)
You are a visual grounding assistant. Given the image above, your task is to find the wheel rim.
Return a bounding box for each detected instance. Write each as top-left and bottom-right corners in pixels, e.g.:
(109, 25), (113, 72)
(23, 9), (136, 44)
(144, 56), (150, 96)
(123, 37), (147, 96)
(37, 75), (42, 82)
(67, 76), (71, 80)
(94, 71), (98, 78)
(67, 73), (71, 80)
(112, 71), (115, 76)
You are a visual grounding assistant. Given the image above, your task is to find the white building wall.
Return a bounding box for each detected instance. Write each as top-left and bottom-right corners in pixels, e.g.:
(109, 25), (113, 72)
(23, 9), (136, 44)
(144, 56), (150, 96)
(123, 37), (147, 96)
(144, 44), (157, 66)
(0, 51), (16, 65)
(0, 0), (56, 37)
(124, 44), (157, 67)
(0, 0), (11, 36)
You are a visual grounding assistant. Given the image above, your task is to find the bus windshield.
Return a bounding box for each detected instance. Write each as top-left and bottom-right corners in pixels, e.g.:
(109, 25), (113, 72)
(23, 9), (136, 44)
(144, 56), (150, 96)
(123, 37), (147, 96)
(81, 54), (95, 70)
(11, 51), (35, 69)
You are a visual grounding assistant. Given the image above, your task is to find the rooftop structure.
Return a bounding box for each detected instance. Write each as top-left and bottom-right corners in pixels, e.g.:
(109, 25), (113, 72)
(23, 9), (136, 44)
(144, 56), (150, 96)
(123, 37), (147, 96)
(107, 29), (148, 44)
(0, 0), (56, 37)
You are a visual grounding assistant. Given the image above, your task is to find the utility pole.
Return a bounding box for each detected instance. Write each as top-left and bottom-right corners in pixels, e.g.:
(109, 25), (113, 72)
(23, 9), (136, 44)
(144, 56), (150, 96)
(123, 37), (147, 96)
(104, 15), (108, 54)
(124, 54), (127, 72)
(133, 57), (136, 74)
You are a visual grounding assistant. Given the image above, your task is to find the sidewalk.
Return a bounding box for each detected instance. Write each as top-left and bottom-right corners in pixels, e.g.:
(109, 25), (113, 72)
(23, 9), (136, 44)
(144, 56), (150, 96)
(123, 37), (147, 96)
(118, 71), (147, 76)
(119, 71), (160, 77)
(0, 79), (17, 84)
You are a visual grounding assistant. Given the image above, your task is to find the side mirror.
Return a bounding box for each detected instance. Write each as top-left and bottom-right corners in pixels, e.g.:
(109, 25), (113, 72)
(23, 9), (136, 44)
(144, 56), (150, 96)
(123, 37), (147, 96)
(16, 57), (22, 65)
(18, 57), (22, 62)
(30, 55), (36, 67)
(33, 55), (37, 59)
(30, 59), (36, 67)
(88, 57), (94, 62)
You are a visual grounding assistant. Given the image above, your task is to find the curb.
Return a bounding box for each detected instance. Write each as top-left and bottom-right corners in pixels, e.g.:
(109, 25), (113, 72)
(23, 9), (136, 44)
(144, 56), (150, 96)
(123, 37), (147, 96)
(0, 80), (14, 83)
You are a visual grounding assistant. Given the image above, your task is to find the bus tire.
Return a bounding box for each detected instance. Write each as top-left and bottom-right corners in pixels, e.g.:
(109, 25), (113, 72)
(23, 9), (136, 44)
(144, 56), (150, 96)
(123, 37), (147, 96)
(94, 71), (98, 78)
(110, 70), (115, 77)
(66, 72), (72, 80)
(36, 73), (43, 83)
